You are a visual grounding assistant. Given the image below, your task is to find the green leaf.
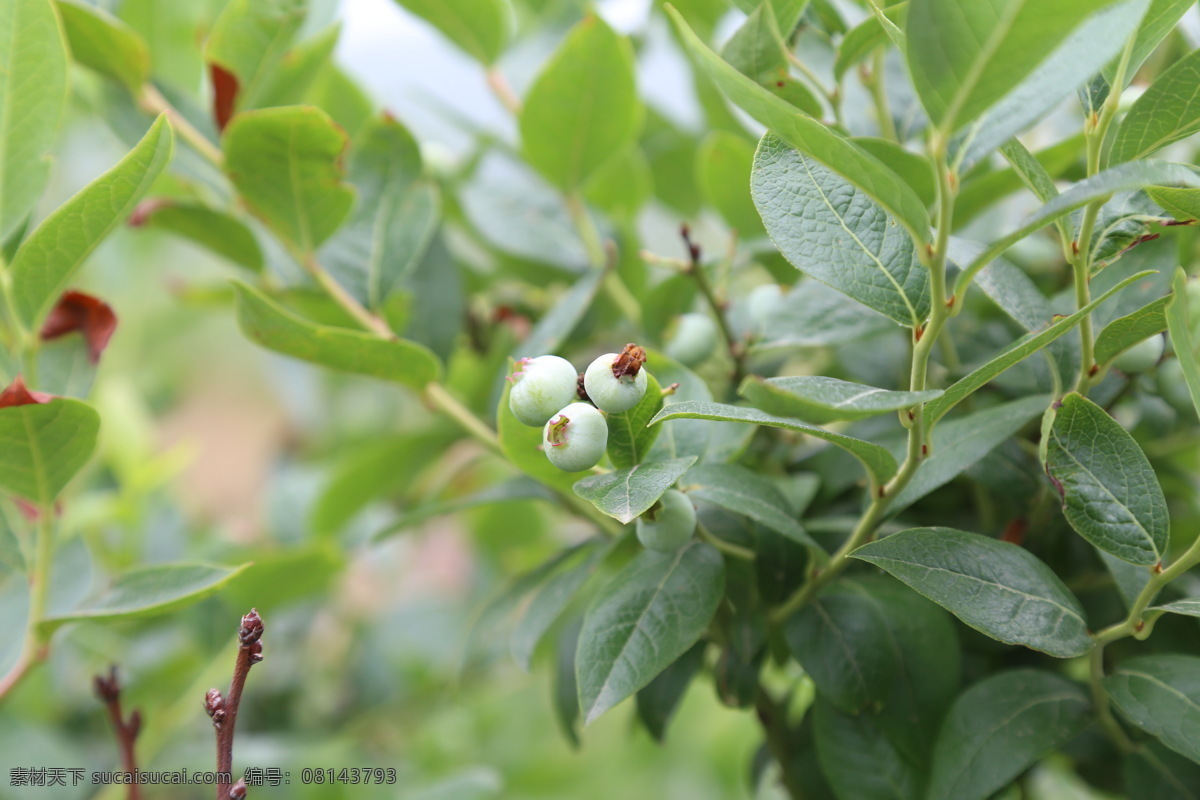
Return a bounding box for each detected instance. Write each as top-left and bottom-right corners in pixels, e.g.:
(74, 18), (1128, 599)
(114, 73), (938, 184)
(573, 457), (697, 525)
(511, 540), (614, 671)
(1124, 741), (1200, 800)
(930, 271), (1153, 425)
(1045, 393), (1168, 565)
(0, 0), (70, 240)
(133, 200), (263, 272)
(577, 540), (724, 724)
(585, 147), (653, 220)
(955, 164), (1200, 297)
(223, 106), (354, 253)
(853, 136), (936, 208)
(927, 670), (1091, 800)
(683, 463), (818, 550)
(251, 24), (341, 110)
(948, 0), (1149, 172)
(231, 282), (440, 389)
(650, 400), (899, 489)
(853, 527), (1093, 657)
(813, 698), (923, 800)
(636, 642), (706, 742)
(320, 114), (440, 309)
(752, 133), (930, 327)
(9, 115), (173, 330)
(1165, 268), (1200, 420)
(834, 4), (907, 81)
(1095, 296), (1170, 366)
(519, 15), (639, 191)
(1151, 599), (1200, 619)
(740, 376), (942, 424)
(906, 0), (1123, 134)
(606, 372), (664, 469)
(721, 6), (821, 117)
(667, 6), (931, 243)
(554, 621), (582, 748)
(390, 0), (511, 64)
(1107, 655), (1200, 764)
(38, 562), (251, 635)
(894, 395), (1048, 511)
(696, 131), (764, 236)
(56, 0), (149, 90)
(0, 398), (99, 505)
(204, 0), (307, 112)
(1148, 186), (1200, 221)
(1112, 48), (1200, 164)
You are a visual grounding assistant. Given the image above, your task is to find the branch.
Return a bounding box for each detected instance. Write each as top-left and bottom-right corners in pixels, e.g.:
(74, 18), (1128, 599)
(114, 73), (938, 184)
(206, 609), (264, 799)
(94, 667), (142, 800)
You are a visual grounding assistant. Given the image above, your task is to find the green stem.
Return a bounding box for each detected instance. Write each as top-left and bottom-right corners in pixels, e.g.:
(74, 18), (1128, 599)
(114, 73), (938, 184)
(0, 509), (55, 703)
(137, 85), (223, 169)
(565, 194), (641, 327)
(697, 522), (755, 561)
(867, 49), (898, 141)
(422, 382), (504, 458)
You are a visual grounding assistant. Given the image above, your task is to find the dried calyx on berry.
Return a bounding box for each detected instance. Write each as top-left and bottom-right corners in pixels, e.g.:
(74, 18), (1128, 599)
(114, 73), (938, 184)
(584, 344), (649, 413)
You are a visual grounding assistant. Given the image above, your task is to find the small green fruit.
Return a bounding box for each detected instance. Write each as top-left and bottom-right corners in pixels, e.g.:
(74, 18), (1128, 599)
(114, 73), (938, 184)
(636, 490), (696, 552)
(509, 355), (579, 427)
(1112, 334), (1164, 374)
(665, 313), (719, 366)
(1157, 358), (1196, 414)
(543, 402), (608, 471)
(584, 344), (648, 413)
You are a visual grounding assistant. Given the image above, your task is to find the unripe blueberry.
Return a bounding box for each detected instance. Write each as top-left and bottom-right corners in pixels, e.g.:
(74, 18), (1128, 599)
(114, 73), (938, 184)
(584, 344), (648, 413)
(509, 355), (579, 427)
(543, 402), (608, 471)
(1112, 334), (1164, 374)
(665, 313), (719, 366)
(1157, 358), (1195, 414)
(636, 490), (696, 552)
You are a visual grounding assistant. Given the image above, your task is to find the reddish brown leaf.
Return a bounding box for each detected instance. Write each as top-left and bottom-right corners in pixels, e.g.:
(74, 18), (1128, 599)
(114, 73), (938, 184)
(210, 62), (239, 132)
(40, 290), (118, 363)
(0, 376), (52, 408)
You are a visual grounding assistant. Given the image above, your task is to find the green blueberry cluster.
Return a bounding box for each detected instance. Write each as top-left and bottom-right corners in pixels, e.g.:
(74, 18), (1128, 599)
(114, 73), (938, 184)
(509, 344), (650, 472)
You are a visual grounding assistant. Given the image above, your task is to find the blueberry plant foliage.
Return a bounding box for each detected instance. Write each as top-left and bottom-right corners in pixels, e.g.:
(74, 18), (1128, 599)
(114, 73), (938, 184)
(3, 0), (1200, 797)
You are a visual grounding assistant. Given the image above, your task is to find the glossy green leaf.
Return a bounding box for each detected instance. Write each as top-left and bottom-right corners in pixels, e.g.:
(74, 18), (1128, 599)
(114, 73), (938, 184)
(573, 457), (697, 525)
(0, 0), (69, 240)
(667, 7), (931, 243)
(390, 0), (510, 64)
(1165, 268), (1200, 420)
(1095, 296), (1170, 366)
(696, 131), (764, 236)
(814, 698), (923, 800)
(577, 540), (724, 724)
(205, 0), (306, 112)
(133, 200), (263, 271)
(955, 163), (1200, 297)
(650, 400), (899, 489)
(906, 0), (1122, 134)
(636, 642), (706, 742)
(1107, 655), (1200, 764)
(320, 114), (439, 309)
(0, 398), (99, 505)
(853, 527), (1093, 657)
(39, 562), (251, 634)
(511, 540), (614, 671)
(948, 0), (1149, 172)
(1110, 0), (1195, 88)
(519, 15), (639, 190)
(927, 670), (1091, 800)
(223, 106), (354, 253)
(606, 372), (664, 470)
(1112, 48), (1200, 164)
(740, 376), (942, 424)
(721, 6), (821, 116)
(9, 115), (173, 329)
(56, 0), (149, 90)
(683, 463), (818, 550)
(231, 282), (440, 389)
(929, 271), (1152, 424)
(752, 133), (930, 327)
(1045, 393), (1168, 565)
(894, 394), (1048, 511)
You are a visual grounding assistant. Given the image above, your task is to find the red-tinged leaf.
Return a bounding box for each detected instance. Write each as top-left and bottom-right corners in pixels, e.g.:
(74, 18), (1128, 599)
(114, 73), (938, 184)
(0, 376), (53, 408)
(40, 291), (118, 363)
(210, 62), (239, 132)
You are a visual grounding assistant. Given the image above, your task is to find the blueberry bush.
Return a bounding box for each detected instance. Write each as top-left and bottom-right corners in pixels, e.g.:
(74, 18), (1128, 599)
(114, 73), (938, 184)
(3, 0), (1200, 798)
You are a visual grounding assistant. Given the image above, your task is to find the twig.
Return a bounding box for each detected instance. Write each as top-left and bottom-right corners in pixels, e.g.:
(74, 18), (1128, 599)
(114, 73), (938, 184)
(137, 85), (224, 169)
(94, 667), (143, 800)
(680, 224), (746, 387)
(486, 68), (523, 115)
(207, 609), (264, 799)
